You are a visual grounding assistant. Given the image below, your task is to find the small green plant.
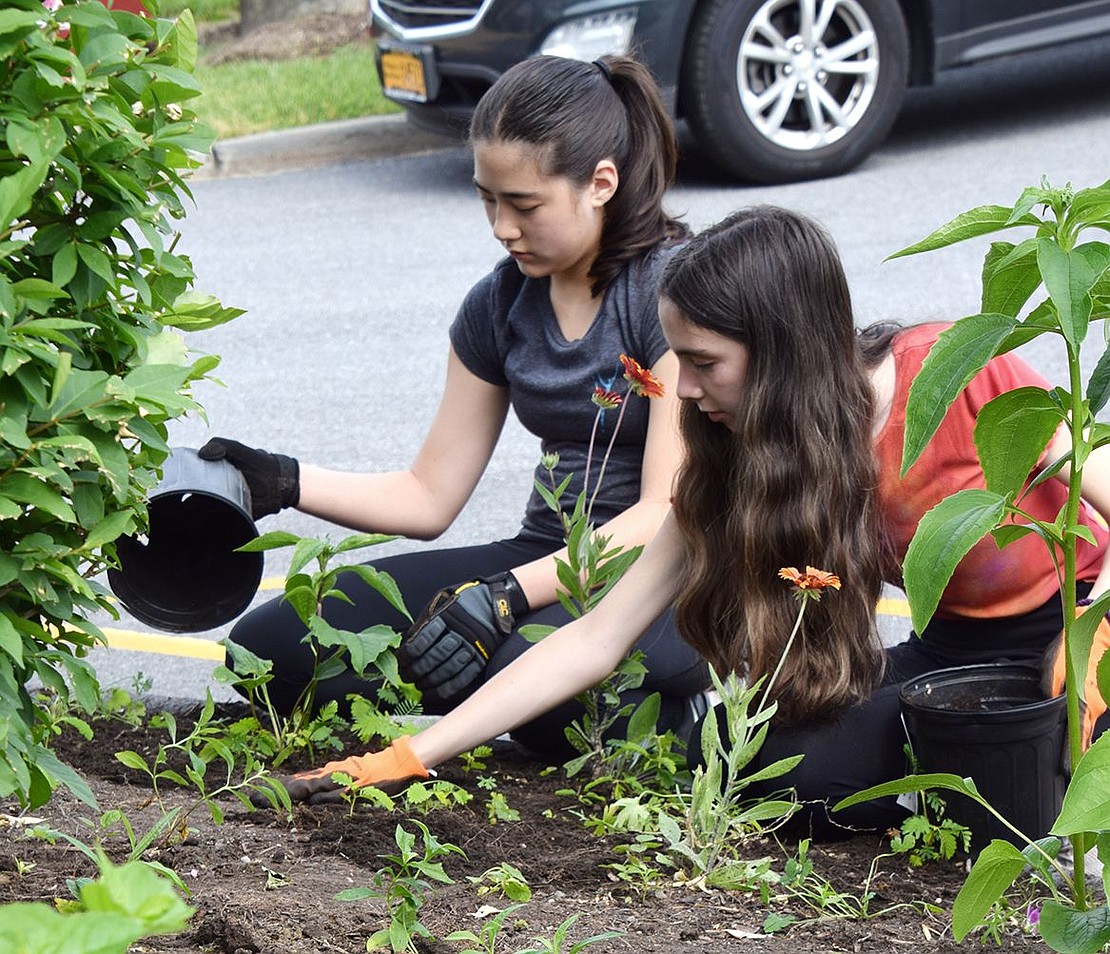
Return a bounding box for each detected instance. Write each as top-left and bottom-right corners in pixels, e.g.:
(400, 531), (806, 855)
(514, 913), (623, 954)
(336, 820), (465, 954)
(888, 789), (971, 868)
(113, 691), (291, 826)
(34, 805), (188, 896)
(444, 902), (527, 954)
(656, 665), (799, 888)
(772, 838), (938, 926)
(458, 744), (493, 773)
(0, 852), (193, 954)
(467, 862), (532, 902)
(217, 530), (417, 765)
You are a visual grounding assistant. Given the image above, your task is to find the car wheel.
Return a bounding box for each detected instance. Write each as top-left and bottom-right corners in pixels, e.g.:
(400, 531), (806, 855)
(682, 0), (909, 182)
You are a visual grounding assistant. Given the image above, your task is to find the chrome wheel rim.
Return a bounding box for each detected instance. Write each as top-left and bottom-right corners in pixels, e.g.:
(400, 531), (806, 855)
(738, 0), (881, 152)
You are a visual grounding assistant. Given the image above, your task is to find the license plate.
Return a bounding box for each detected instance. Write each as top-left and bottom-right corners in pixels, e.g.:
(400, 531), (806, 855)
(379, 43), (434, 103)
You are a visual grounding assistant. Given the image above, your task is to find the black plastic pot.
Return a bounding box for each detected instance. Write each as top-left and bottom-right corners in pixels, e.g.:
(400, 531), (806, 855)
(108, 447), (263, 632)
(900, 662), (1067, 857)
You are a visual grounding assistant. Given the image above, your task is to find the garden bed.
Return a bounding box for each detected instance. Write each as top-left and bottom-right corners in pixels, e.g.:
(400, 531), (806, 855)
(0, 705), (1048, 953)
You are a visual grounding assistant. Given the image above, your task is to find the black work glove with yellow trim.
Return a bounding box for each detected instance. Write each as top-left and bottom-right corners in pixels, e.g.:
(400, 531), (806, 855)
(399, 572), (529, 704)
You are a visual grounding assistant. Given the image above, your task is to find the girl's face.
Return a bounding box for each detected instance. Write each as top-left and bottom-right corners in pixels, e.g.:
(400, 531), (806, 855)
(472, 140), (617, 287)
(659, 297), (750, 432)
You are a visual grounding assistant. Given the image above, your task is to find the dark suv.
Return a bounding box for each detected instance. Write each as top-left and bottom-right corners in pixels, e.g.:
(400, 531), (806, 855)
(367, 0), (1110, 183)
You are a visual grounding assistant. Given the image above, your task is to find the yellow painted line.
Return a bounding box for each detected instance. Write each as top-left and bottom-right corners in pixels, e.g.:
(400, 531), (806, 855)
(102, 627), (225, 660)
(877, 596), (912, 618)
(98, 594), (915, 661)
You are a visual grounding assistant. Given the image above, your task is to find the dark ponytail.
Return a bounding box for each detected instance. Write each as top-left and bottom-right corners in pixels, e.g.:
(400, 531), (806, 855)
(469, 54), (688, 297)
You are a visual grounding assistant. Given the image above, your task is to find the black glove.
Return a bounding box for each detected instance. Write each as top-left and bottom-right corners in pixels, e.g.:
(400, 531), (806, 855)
(197, 437), (299, 519)
(399, 572), (529, 704)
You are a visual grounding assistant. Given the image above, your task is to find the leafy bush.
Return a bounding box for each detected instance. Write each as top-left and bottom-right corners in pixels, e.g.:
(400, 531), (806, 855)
(0, 0), (240, 806)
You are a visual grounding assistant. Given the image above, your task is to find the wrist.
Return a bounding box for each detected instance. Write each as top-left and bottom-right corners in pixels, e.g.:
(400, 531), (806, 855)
(275, 453), (300, 509)
(501, 571), (530, 616)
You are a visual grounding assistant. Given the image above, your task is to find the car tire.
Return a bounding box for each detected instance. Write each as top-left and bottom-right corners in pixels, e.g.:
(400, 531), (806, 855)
(681, 0), (909, 183)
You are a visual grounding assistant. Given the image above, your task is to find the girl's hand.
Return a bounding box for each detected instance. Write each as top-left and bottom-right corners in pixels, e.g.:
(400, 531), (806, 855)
(399, 572), (529, 703)
(275, 737), (429, 805)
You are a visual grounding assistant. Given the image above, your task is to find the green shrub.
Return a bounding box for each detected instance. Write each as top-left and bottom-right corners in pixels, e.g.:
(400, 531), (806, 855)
(0, 0), (240, 806)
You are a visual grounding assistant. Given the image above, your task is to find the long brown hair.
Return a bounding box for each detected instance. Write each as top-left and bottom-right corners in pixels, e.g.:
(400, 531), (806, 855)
(468, 54), (689, 296)
(664, 207), (885, 725)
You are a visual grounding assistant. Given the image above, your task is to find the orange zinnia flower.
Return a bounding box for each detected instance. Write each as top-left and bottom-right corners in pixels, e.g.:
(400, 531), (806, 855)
(591, 387), (624, 410)
(620, 354), (665, 399)
(778, 566), (842, 591)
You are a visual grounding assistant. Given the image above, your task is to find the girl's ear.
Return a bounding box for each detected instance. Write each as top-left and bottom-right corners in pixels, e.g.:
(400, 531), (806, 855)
(590, 159), (619, 207)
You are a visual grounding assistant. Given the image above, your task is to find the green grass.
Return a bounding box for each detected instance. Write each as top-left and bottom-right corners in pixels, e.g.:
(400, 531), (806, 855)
(160, 0), (237, 20)
(150, 0), (399, 139)
(193, 44), (400, 140)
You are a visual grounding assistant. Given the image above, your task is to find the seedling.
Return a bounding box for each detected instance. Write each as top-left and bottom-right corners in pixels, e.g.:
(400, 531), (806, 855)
(336, 820), (465, 953)
(444, 902), (527, 953)
(515, 913), (623, 953)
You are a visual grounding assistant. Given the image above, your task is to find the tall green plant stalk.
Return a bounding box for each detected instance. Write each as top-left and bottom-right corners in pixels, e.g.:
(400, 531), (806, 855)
(837, 178), (1110, 951)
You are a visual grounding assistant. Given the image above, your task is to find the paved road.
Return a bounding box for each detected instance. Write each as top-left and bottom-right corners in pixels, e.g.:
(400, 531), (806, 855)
(87, 34), (1110, 703)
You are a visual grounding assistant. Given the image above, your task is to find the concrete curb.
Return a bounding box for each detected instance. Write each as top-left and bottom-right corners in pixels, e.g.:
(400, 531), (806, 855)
(193, 113), (459, 180)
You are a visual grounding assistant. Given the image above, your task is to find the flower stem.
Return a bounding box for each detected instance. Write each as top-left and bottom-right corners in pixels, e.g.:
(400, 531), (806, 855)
(586, 399), (629, 527)
(759, 596), (809, 714)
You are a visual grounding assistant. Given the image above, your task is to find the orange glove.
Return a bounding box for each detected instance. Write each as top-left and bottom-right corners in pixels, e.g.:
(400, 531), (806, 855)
(282, 737), (429, 805)
(1043, 604), (1110, 750)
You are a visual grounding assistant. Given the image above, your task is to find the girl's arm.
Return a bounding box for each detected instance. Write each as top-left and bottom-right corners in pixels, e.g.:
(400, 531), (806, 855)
(295, 348), (510, 539)
(409, 512), (687, 768)
(511, 351), (682, 607)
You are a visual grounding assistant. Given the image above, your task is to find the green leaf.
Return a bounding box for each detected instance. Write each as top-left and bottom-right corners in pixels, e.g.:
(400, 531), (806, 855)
(902, 314), (1016, 475)
(981, 239), (1042, 317)
(1063, 179), (1110, 233)
(904, 490), (1007, 634)
(114, 750), (150, 772)
(0, 472), (76, 523)
(0, 155), (51, 233)
(340, 564), (410, 620)
(76, 243), (115, 286)
(237, 530), (301, 552)
(1088, 347), (1110, 415)
(1038, 901), (1110, 954)
(1038, 239), (1110, 348)
(973, 387), (1062, 497)
(952, 840), (1028, 941)
(51, 243), (78, 288)
(1052, 731), (1110, 835)
(834, 772), (982, 812)
(887, 205), (1040, 260)
(84, 510), (135, 551)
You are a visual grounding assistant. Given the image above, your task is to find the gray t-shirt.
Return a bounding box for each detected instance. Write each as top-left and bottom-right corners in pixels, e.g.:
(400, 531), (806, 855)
(450, 245), (676, 543)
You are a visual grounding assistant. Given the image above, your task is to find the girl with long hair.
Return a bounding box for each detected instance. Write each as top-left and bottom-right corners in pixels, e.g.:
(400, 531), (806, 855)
(281, 206), (1110, 838)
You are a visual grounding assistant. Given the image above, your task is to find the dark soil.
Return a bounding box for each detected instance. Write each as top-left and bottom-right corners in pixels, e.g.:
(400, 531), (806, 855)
(0, 704), (1050, 953)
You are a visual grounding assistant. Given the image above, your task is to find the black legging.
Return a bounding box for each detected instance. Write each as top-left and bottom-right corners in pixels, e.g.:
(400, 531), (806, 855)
(694, 586), (1104, 841)
(227, 534), (709, 759)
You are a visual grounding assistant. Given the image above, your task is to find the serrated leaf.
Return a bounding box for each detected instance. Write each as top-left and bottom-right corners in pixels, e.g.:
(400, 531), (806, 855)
(902, 314), (1016, 475)
(973, 387), (1062, 497)
(904, 490), (1007, 634)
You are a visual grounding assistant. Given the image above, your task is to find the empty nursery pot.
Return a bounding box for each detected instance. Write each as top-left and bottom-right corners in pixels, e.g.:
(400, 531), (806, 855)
(899, 662), (1067, 858)
(108, 447), (263, 633)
